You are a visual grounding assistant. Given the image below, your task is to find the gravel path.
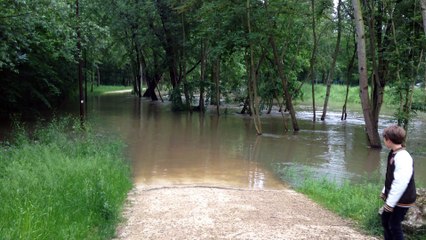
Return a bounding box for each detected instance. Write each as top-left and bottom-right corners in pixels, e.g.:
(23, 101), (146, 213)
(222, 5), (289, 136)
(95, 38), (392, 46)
(114, 185), (378, 240)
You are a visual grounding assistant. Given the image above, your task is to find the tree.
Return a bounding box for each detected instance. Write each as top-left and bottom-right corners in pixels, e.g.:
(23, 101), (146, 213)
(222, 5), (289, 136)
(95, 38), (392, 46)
(352, 0), (382, 148)
(246, 0), (262, 134)
(264, 2), (300, 130)
(0, 0), (77, 118)
(321, 0), (342, 121)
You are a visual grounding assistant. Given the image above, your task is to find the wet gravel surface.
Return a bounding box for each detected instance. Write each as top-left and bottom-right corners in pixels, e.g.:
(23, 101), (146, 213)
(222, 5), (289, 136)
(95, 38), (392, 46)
(114, 185), (378, 240)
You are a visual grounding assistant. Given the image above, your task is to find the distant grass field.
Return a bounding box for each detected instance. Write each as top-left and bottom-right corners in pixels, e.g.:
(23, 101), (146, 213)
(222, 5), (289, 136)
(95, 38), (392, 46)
(0, 117), (132, 239)
(295, 84), (426, 116)
(90, 85), (133, 96)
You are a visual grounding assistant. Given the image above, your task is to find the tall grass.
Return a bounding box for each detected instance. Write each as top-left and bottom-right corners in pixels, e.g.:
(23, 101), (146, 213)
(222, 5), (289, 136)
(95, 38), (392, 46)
(0, 117), (132, 240)
(274, 164), (425, 239)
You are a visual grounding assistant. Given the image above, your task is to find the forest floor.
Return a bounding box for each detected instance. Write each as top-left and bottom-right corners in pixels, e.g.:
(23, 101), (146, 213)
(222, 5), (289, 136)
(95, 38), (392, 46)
(114, 184), (379, 240)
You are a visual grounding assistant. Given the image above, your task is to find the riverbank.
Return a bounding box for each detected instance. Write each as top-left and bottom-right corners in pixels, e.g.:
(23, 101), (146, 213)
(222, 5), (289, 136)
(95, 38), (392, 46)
(0, 118), (132, 239)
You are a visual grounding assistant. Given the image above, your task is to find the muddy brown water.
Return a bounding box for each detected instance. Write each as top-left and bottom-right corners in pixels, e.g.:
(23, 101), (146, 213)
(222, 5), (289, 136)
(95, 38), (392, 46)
(2, 92), (426, 188)
(85, 93), (426, 188)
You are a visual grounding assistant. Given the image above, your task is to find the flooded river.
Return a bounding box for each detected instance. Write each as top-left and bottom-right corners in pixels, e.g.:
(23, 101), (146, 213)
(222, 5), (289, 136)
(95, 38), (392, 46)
(3, 92), (424, 189)
(83, 93), (426, 189)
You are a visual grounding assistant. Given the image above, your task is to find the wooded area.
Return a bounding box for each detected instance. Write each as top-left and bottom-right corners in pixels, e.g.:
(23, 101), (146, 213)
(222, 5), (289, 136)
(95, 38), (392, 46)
(1, 0), (426, 148)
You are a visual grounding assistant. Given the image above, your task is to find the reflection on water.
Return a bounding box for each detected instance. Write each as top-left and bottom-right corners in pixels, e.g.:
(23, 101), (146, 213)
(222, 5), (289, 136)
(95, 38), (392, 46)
(86, 94), (426, 189)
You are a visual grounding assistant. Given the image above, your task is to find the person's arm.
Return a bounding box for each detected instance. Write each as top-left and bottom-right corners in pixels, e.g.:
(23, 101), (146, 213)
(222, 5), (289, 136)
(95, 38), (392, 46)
(380, 187), (386, 201)
(384, 151), (413, 212)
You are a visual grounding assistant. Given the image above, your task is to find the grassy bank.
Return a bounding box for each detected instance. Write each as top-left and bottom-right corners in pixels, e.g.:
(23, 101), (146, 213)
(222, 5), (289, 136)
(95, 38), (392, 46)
(90, 85), (133, 96)
(295, 84), (426, 116)
(0, 117), (132, 239)
(274, 165), (425, 239)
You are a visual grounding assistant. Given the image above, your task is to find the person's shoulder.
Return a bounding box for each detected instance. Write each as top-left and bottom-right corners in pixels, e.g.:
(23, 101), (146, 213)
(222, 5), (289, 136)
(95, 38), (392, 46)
(394, 150), (413, 162)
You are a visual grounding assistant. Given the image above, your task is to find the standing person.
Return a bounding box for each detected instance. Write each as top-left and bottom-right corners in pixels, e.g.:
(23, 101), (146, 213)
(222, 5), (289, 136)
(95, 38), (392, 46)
(380, 125), (416, 240)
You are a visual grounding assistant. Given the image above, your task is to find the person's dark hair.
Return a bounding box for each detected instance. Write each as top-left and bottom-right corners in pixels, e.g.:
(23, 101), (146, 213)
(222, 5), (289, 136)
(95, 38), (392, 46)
(382, 125), (406, 144)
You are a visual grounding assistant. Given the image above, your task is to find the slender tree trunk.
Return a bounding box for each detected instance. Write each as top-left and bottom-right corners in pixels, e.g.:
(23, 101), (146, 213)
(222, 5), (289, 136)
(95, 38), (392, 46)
(262, 0), (298, 131)
(76, 0), (84, 125)
(142, 52), (160, 101)
(321, 0), (342, 121)
(376, 1), (389, 127)
(352, 0), (381, 148)
(84, 50), (88, 112)
(90, 70), (94, 92)
(246, 0), (262, 135)
(390, 17), (404, 126)
(131, 38), (142, 98)
(421, 0), (426, 35)
(421, 1), (426, 91)
(402, 61), (417, 130)
(341, 42), (356, 120)
(214, 59), (221, 115)
(240, 95), (251, 114)
(96, 66), (100, 86)
(199, 40), (207, 112)
(310, 0), (318, 122)
(180, 12), (191, 112)
(366, 1), (385, 130)
(270, 36), (299, 131)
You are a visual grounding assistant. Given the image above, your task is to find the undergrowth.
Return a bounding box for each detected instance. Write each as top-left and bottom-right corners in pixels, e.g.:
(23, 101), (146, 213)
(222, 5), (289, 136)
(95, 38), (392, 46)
(0, 117), (132, 239)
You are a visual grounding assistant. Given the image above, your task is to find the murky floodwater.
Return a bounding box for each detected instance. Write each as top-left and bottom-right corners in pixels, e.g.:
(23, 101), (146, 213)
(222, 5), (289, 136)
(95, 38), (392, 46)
(82, 93), (426, 189)
(3, 92), (425, 189)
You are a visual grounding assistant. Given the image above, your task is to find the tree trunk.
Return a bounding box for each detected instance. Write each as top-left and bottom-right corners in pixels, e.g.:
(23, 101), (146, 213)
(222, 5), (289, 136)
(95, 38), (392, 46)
(213, 58), (221, 115)
(96, 66), (100, 86)
(421, 0), (426, 36)
(90, 70), (94, 92)
(131, 37), (142, 98)
(310, 0), (318, 122)
(270, 36), (299, 131)
(352, 0), (381, 148)
(76, 0), (84, 126)
(321, 0), (342, 121)
(156, 0), (180, 89)
(199, 40), (207, 112)
(366, 1), (385, 130)
(341, 42), (357, 120)
(240, 95), (251, 115)
(421, 1), (426, 91)
(246, 0), (262, 135)
(180, 12), (191, 112)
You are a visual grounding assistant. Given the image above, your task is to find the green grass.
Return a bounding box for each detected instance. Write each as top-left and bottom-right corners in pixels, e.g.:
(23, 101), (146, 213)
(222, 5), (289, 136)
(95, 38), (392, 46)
(274, 164), (425, 239)
(0, 117), (132, 240)
(90, 85), (133, 96)
(298, 178), (383, 235)
(295, 84), (426, 115)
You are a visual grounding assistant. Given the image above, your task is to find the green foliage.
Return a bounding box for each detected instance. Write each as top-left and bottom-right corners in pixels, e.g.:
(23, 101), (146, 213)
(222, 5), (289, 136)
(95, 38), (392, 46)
(0, 117), (132, 239)
(1, 0), (425, 125)
(0, 0), (77, 117)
